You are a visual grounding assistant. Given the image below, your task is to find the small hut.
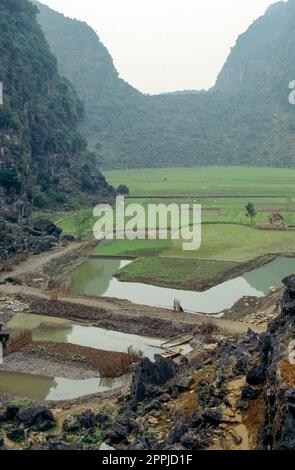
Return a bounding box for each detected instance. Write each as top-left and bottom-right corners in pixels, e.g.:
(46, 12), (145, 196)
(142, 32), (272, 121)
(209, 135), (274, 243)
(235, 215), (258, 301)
(269, 212), (285, 229)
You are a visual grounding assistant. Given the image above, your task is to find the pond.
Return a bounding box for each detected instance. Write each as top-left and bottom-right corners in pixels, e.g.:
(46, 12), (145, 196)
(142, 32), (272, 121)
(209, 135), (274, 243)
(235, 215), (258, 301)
(0, 370), (131, 401)
(69, 256), (295, 314)
(3, 313), (192, 400)
(6, 313), (174, 359)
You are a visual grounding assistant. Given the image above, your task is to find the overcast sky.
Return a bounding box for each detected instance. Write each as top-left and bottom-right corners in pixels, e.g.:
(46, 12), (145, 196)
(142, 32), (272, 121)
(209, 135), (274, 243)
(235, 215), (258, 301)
(40, 0), (279, 94)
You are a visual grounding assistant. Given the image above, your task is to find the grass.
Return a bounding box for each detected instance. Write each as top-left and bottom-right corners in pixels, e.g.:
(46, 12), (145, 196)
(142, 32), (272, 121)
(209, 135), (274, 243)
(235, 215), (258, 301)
(8, 398), (31, 409)
(81, 427), (102, 446)
(92, 238), (172, 258)
(114, 224), (295, 286)
(104, 166), (295, 197)
(93, 224), (295, 263)
(117, 256), (237, 289)
(53, 196), (295, 235)
(67, 353), (88, 363)
(163, 224), (295, 262)
(49, 166), (295, 288)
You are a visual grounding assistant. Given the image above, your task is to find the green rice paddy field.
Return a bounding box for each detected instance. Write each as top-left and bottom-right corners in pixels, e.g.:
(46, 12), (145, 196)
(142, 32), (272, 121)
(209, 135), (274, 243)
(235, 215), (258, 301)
(54, 167), (295, 288)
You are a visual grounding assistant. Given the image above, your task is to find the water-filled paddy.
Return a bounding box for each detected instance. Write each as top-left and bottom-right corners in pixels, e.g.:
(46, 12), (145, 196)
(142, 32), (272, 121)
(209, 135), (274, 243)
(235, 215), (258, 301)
(6, 313), (167, 359)
(69, 256), (295, 314)
(0, 370), (131, 401)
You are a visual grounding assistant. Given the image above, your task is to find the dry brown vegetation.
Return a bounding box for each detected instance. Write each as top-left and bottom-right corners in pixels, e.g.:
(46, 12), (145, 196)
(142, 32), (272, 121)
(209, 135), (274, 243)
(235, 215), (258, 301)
(20, 341), (139, 377)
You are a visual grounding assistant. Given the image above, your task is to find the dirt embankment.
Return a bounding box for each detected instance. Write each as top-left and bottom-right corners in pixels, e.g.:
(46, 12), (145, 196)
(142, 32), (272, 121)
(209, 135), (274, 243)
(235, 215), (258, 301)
(0, 352), (99, 380)
(0, 239), (281, 341)
(19, 341), (135, 378)
(0, 242), (85, 284)
(223, 287), (282, 326)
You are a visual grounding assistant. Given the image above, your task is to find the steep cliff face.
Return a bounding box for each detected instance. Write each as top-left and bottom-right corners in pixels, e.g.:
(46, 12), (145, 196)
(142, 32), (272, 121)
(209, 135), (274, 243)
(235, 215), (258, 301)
(214, 1), (295, 95)
(0, 0), (114, 213)
(212, 0), (295, 168)
(258, 275), (295, 450)
(36, 0), (295, 169)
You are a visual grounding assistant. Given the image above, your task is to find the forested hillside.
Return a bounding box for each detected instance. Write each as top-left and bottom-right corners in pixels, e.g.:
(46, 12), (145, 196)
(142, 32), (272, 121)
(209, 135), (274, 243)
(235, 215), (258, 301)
(34, 1), (144, 167)
(36, 0), (295, 169)
(0, 0), (113, 213)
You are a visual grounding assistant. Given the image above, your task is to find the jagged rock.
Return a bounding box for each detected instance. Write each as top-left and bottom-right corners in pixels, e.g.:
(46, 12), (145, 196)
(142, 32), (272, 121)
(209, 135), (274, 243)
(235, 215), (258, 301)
(35, 239), (56, 253)
(202, 357), (213, 366)
(144, 399), (162, 413)
(203, 409), (222, 424)
(47, 438), (82, 450)
(233, 434), (243, 445)
(116, 410), (136, 431)
(1, 209), (19, 223)
(130, 355), (179, 404)
(95, 412), (111, 429)
(272, 388), (295, 450)
(241, 385), (261, 400)
(16, 406), (55, 431)
(78, 410), (96, 429)
(128, 437), (157, 450)
(103, 423), (129, 444)
(63, 415), (80, 433)
(282, 275), (295, 296)
(99, 443), (115, 450)
(167, 411), (204, 445)
(7, 428), (25, 443)
(237, 400), (250, 411)
(23, 227), (42, 237)
(180, 356), (189, 366)
(33, 219), (62, 238)
(0, 405), (19, 422)
(4, 277), (22, 286)
(174, 376), (194, 391)
(246, 366), (266, 386)
(233, 356), (248, 375)
(61, 235), (76, 242)
(180, 430), (210, 450)
(144, 393), (172, 413)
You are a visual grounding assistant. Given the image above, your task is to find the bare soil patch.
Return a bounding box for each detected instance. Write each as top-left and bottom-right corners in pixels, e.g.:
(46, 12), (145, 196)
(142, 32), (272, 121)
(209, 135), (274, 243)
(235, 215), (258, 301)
(20, 341), (136, 378)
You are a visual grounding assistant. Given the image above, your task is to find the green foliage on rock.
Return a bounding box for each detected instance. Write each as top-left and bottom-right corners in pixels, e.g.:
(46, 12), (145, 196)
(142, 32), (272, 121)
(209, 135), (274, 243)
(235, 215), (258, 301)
(0, 0), (114, 207)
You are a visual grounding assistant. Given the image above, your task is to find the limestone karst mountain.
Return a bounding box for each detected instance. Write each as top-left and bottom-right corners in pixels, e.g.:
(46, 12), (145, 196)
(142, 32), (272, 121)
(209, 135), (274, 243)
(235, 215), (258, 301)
(36, 0), (295, 169)
(0, 0), (114, 215)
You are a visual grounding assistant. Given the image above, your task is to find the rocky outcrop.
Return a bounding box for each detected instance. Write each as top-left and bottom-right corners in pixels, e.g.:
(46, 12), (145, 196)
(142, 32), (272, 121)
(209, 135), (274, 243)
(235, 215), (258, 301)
(258, 275), (295, 450)
(130, 355), (179, 404)
(1, 277), (294, 451)
(0, 218), (61, 263)
(16, 405), (56, 431)
(33, 219), (62, 238)
(0, 404), (56, 444)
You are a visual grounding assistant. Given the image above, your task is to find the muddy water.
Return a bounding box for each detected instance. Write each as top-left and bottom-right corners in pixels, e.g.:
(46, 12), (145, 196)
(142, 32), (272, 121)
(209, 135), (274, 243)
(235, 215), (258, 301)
(0, 370), (131, 401)
(69, 256), (295, 314)
(4, 313), (188, 400)
(6, 313), (173, 359)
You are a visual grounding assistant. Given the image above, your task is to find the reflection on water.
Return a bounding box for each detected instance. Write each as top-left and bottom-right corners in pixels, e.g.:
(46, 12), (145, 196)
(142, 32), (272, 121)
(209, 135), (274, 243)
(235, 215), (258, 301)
(71, 259), (129, 297)
(69, 257), (295, 314)
(243, 256), (295, 293)
(0, 370), (131, 401)
(6, 313), (167, 359)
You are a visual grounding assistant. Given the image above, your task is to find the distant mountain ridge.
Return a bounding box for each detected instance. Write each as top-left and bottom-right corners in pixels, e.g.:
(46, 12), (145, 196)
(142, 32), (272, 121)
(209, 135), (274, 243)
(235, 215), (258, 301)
(36, 0), (295, 169)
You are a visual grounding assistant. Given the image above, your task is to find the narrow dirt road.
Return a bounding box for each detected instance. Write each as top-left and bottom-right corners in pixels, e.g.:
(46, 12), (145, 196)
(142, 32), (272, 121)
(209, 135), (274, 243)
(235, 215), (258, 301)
(0, 242), (84, 281)
(0, 282), (266, 336)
